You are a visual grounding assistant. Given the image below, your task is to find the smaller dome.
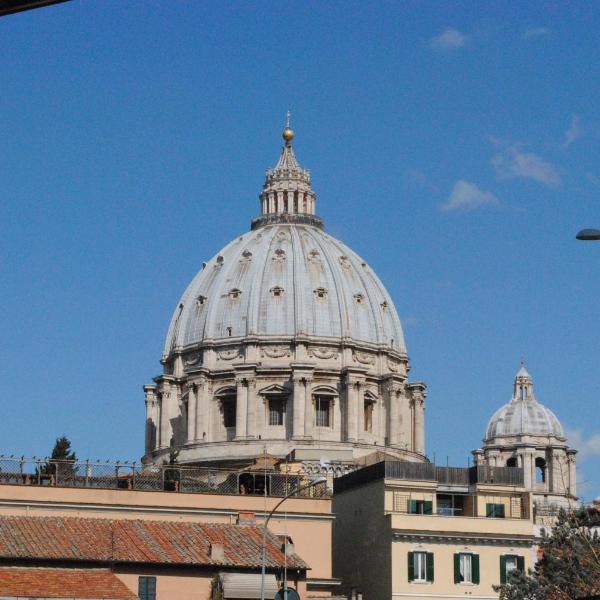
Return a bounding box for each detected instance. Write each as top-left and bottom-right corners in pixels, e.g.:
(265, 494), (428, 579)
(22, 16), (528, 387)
(484, 364), (564, 440)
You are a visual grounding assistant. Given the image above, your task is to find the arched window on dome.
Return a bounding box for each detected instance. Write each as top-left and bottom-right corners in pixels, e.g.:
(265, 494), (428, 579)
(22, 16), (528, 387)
(535, 457), (547, 484)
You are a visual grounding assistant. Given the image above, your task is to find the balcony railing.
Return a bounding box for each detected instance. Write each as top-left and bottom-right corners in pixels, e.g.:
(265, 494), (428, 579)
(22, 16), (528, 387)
(0, 455), (329, 499)
(334, 461), (524, 494)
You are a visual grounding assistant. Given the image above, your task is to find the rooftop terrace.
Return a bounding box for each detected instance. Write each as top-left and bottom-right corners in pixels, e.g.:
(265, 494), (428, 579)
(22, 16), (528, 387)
(334, 460), (524, 494)
(0, 455), (328, 499)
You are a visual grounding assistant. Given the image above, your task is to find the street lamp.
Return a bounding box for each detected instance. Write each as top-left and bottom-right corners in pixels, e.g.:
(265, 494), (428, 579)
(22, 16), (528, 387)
(576, 229), (600, 240)
(260, 475), (327, 600)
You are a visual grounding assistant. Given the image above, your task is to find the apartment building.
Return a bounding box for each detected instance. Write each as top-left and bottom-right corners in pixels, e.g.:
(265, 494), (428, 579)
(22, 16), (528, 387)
(333, 461), (536, 600)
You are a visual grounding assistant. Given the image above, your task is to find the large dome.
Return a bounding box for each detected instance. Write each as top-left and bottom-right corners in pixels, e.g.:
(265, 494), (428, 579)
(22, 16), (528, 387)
(143, 122), (426, 469)
(484, 364), (564, 441)
(163, 224), (406, 358)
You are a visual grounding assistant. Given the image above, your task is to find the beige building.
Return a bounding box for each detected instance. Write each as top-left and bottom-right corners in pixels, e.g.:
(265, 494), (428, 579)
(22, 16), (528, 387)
(332, 461), (536, 600)
(0, 457), (341, 599)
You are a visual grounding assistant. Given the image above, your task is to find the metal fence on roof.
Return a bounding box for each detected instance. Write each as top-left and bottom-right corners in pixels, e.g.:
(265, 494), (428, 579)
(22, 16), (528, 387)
(334, 460), (524, 494)
(0, 455), (329, 499)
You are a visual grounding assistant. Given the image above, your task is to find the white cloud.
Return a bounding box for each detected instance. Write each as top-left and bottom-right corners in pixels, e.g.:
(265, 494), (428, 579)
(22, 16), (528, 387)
(522, 27), (551, 40)
(441, 180), (499, 212)
(491, 143), (561, 187)
(430, 28), (467, 50)
(565, 428), (600, 462)
(563, 115), (583, 148)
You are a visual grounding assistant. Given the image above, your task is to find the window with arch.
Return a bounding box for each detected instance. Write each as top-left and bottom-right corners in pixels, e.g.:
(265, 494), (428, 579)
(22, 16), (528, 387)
(535, 457), (547, 483)
(506, 457), (518, 468)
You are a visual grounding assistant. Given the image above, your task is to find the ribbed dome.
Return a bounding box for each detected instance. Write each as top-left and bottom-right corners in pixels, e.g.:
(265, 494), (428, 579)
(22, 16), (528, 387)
(163, 223), (406, 357)
(484, 365), (564, 440)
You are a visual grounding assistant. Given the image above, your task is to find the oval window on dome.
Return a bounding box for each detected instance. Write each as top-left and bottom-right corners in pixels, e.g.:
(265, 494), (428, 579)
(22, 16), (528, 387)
(228, 289), (242, 300)
(314, 287), (328, 300)
(270, 286), (284, 298)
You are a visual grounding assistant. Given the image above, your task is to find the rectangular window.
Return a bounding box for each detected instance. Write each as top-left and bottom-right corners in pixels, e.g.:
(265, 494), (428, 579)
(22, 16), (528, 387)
(500, 554), (525, 584)
(454, 553), (480, 584)
(486, 503), (505, 518)
(138, 576), (156, 600)
(408, 500), (433, 515)
(268, 398), (285, 426)
(408, 551), (434, 582)
(315, 396), (332, 428)
(222, 398), (236, 429)
(364, 400), (373, 432)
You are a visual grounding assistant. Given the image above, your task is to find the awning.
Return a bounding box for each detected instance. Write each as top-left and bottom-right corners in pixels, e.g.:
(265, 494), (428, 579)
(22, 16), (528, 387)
(219, 572), (279, 599)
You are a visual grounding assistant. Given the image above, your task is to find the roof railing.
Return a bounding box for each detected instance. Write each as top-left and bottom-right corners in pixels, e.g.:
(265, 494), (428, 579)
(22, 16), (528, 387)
(0, 455), (329, 499)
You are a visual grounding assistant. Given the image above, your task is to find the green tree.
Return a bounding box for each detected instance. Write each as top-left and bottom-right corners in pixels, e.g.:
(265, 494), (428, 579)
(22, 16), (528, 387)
(50, 436), (77, 462)
(497, 507), (600, 600)
(41, 436), (78, 480)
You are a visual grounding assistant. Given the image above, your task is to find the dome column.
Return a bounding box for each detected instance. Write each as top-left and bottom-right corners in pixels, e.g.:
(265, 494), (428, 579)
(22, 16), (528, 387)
(304, 376), (314, 438)
(384, 376), (404, 447)
(194, 375), (208, 442)
(292, 377), (305, 439)
(343, 368), (367, 443)
(291, 365), (314, 440)
(144, 385), (158, 455)
(522, 451), (534, 489)
(157, 376), (176, 449)
(234, 377), (247, 440)
(567, 450), (577, 497)
(408, 382), (426, 455)
(186, 384), (197, 443)
(234, 365), (258, 439)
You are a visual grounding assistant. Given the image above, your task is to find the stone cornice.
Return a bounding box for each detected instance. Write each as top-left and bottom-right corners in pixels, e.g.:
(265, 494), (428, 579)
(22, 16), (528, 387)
(392, 529), (535, 546)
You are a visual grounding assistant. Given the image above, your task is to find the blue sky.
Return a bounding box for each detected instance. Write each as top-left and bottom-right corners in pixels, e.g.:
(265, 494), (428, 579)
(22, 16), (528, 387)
(1, 2), (599, 500)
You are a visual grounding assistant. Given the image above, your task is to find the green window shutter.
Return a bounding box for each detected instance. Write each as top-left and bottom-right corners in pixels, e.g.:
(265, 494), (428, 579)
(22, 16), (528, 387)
(486, 503), (493, 517)
(426, 552), (434, 582)
(424, 501), (433, 515)
(500, 556), (507, 584)
(408, 552), (415, 582)
(472, 554), (480, 584)
(409, 500), (417, 514)
(497, 504), (505, 518)
(517, 556), (525, 573)
(453, 553), (461, 584)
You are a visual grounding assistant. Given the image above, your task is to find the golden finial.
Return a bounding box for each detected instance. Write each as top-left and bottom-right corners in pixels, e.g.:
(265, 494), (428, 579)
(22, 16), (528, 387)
(282, 110), (294, 144)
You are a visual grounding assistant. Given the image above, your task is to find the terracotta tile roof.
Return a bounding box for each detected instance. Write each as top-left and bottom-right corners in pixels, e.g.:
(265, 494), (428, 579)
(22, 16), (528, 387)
(0, 567), (137, 599)
(0, 515), (308, 570)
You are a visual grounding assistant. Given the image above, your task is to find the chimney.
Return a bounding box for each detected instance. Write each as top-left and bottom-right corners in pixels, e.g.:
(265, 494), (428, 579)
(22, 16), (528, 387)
(237, 511), (256, 525)
(281, 535), (294, 556)
(209, 542), (224, 561)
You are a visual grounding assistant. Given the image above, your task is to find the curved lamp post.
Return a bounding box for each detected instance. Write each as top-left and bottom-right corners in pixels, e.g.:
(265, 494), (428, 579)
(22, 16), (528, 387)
(576, 229), (600, 240)
(260, 475), (327, 600)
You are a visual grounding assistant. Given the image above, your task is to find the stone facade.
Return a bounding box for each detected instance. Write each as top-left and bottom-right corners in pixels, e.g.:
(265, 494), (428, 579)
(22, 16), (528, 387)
(144, 124), (427, 468)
